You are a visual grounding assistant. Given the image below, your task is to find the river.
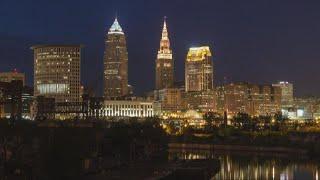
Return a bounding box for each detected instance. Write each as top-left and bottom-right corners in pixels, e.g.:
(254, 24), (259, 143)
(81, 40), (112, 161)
(168, 149), (319, 180)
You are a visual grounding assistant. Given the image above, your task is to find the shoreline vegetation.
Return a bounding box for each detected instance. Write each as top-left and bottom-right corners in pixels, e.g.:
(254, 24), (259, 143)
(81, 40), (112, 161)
(169, 128), (320, 156)
(164, 111), (320, 157)
(1, 118), (320, 178)
(2, 118), (320, 156)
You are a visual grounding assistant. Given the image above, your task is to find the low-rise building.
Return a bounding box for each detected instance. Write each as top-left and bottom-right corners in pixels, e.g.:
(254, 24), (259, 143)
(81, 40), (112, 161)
(154, 88), (185, 112)
(223, 82), (281, 117)
(184, 90), (216, 112)
(104, 100), (154, 117)
(284, 97), (320, 120)
(0, 71), (25, 86)
(0, 80), (33, 119)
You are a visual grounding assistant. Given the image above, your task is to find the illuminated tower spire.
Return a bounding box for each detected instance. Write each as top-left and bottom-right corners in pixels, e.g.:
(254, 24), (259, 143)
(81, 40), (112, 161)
(155, 17), (174, 90)
(159, 17), (170, 51)
(162, 17), (168, 40)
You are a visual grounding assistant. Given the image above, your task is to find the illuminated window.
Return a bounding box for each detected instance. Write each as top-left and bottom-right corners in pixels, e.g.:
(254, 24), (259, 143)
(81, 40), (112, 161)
(37, 83), (69, 94)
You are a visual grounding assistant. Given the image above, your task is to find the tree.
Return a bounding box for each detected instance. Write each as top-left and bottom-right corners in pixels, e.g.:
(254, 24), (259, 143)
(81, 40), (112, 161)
(274, 112), (285, 122)
(203, 112), (223, 129)
(232, 113), (253, 130)
(273, 112), (288, 131)
(259, 115), (272, 130)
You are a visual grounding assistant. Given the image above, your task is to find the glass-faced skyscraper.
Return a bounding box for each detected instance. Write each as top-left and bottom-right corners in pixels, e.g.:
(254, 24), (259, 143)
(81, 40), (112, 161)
(104, 18), (128, 99)
(155, 18), (174, 90)
(185, 46), (214, 92)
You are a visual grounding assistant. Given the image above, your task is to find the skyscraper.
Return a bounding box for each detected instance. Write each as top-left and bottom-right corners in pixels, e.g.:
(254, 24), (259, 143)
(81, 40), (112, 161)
(32, 45), (82, 102)
(155, 18), (174, 90)
(104, 18), (128, 99)
(185, 46), (213, 92)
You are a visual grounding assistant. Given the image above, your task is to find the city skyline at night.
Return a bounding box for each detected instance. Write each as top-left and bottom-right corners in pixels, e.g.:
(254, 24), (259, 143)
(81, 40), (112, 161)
(2, 1), (320, 179)
(0, 1), (319, 97)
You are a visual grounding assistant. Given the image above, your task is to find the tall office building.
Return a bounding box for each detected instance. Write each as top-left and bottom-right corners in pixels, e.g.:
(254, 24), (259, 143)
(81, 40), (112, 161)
(155, 18), (174, 90)
(104, 18), (128, 99)
(272, 81), (293, 107)
(32, 45), (82, 103)
(0, 70), (25, 85)
(185, 46), (213, 92)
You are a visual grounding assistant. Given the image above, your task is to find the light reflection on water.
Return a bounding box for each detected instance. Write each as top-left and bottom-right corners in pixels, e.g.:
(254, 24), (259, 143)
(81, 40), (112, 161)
(168, 149), (320, 180)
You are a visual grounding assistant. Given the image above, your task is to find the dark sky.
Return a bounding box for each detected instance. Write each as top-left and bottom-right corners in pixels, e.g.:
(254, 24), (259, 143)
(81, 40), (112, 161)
(0, 0), (320, 97)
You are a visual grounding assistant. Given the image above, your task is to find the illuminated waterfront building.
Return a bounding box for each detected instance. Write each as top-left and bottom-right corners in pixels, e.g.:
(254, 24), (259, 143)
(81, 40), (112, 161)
(155, 18), (174, 90)
(216, 86), (226, 114)
(272, 81), (293, 108)
(185, 46), (213, 92)
(224, 83), (247, 116)
(184, 90), (216, 112)
(154, 88), (184, 112)
(20, 86), (33, 119)
(0, 71), (25, 85)
(32, 45), (82, 103)
(104, 18), (128, 98)
(105, 100), (154, 117)
(0, 80), (33, 119)
(247, 84), (281, 116)
(283, 97), (320, 120)
(224, 82), (281, 117)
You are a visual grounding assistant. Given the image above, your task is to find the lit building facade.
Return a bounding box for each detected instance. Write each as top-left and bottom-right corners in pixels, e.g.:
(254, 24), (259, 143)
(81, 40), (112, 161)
(104, 100), (154, 117)
(154, 88), (184, 112)
(224, 82), (281, 117)
(0, 81), (24, 119)
(21, 86), (33, 119)
(0, 80), (33, 119)
(32, 45), (82, 103)
(282, 97), (320, 120)
(224, 83), (247, 116)
(155, 18), (174, 90)
(185, 46), (213, 92)
(104, 18), (128, 99)
(216, 86), (226, 114)
(272, 81), (293, 108)
(0, 71), (25, 85)
(184, 90), (216, 112)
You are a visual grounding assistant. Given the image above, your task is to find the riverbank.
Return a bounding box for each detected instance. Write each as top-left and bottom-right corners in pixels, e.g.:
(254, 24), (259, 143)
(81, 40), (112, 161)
(170, 127), (320, 156)
(168, 143), (308, 155)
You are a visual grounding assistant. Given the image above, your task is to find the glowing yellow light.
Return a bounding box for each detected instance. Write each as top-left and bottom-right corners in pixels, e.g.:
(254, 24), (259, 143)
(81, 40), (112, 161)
(186, 46), (212, 62)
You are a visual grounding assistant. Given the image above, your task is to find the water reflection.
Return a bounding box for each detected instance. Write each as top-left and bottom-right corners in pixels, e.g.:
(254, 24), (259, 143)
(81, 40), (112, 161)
(168, 149), (320, 180)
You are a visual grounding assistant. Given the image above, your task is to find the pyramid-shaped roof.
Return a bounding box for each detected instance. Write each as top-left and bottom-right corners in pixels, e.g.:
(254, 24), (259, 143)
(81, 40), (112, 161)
(108, 18), (124, 34)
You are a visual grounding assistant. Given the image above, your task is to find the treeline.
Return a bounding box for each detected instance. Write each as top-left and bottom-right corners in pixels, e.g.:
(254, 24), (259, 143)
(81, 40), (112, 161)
(0, 118), (168, 179)
(203, 112), (317, 132)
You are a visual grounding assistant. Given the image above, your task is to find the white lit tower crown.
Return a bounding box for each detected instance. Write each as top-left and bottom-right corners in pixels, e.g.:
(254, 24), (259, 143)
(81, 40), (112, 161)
(155, 17), (174, 90)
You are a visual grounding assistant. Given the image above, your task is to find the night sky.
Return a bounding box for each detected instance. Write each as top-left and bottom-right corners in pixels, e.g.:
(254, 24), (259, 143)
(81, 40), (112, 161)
(0, 0), (320, 96)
